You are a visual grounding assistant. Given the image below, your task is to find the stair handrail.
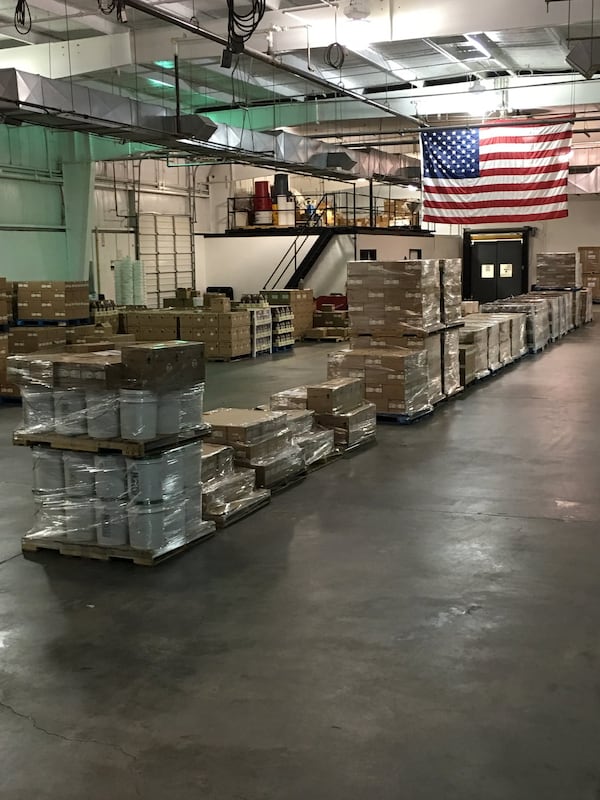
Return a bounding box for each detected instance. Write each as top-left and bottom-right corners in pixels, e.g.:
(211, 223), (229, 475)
(262, 193), (330, 290)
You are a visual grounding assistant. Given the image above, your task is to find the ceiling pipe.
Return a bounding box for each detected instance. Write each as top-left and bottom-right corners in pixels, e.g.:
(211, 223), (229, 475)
(124, 0), (420, 124)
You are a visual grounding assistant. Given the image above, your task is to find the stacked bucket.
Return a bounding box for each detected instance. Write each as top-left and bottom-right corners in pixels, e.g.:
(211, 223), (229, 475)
(9, 342), (213, 556)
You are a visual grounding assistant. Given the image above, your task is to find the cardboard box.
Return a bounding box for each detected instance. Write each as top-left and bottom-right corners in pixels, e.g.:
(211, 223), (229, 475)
(315, 402), (376, 446)
(306, 378), (363, 414)
(583, 272), (600, 301)
(204, 408), (288, 445)
(579, 247), (600, 273)
(9, 327), (67, 353)
(536, 252), (581, 288)
(207, 296), (231, 313)
(119, 341), (206, 389)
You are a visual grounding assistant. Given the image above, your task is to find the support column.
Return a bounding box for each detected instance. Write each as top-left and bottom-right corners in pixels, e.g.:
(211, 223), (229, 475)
(62, 133), (95, 281)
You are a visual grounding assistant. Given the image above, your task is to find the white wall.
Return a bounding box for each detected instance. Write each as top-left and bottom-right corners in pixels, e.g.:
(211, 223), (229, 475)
(356, 233), (461, 260)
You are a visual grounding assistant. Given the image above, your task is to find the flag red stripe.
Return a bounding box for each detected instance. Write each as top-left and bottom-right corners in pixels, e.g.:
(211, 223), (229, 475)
(480, 131), (572, 146)
(422, 178), (567, 195)
(423, 195), (567, 210)
(422, 209), (569, 223)
(480, 164), (566, 177)
(480, 147), (570, 162)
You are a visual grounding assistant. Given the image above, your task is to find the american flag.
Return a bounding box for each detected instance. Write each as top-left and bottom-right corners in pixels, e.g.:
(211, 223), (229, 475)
(420, 121), (573, 224)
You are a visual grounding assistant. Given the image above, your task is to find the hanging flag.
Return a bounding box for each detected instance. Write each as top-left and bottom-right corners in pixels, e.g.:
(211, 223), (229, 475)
(420, 121), (573, 224)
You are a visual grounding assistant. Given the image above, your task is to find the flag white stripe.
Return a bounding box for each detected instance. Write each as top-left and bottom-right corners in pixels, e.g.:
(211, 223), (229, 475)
(479, 140), (570, 155)
(479, 123), (570, 139)
(423, 186), (568, 203)
(423, 173), (567, 189)
(423, 201), (568, 219)
(481, 155), (570, 169)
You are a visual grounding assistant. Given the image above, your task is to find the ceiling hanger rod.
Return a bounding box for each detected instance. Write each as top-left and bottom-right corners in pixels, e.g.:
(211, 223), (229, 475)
(124, 0), (419, 123)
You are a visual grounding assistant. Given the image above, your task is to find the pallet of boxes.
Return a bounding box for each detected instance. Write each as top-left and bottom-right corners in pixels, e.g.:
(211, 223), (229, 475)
(261, 289), (313, 342)
(10, 341), (219, 565)
(181, 294), (252, 361)
(579, 247), (600, 306)
(0, 277), (9, 398)
(325, 259), (463, 423)
(1, 280), (92, 398)
(304, 304), (351, 342)
(533, 251), (593, 326)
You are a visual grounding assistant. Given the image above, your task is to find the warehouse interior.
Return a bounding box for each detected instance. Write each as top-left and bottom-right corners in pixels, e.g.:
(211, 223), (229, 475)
(2, 1), (600, 798)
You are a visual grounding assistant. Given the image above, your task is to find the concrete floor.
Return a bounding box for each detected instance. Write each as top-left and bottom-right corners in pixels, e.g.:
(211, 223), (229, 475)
(1, 330), (600, 799)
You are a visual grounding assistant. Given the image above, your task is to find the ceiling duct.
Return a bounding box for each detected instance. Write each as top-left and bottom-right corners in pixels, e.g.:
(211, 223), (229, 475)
(566, 38), (600, 79)
(0, 68), (420, 182)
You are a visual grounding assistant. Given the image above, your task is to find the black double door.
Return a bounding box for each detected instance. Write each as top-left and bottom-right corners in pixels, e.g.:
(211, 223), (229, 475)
(469, 238), (525, 303)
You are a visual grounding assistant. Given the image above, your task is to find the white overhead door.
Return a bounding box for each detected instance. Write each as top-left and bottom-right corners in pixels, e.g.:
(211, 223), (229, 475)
(138, 213), (195, 308)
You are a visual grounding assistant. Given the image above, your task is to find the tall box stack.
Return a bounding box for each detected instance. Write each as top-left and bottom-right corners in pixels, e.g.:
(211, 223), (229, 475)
(480, 298), (550, 352)
(204, 408), (305, 488)
(16, 281), (89, 322)
(536, 252), (581, 289)
(442, 329), (461, 396)
(179, 311), (218, 347)
(217, 311), (251, 359)
(12, 342), (213, 561)
(579, 247), (600, 302)
(261, 290), (313, 340)
(440, 259), (463, 324)
(347, 260), (441, 334)
(124, 310), (179, 341)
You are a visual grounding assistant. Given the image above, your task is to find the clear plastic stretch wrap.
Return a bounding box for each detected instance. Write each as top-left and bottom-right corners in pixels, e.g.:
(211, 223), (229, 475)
(535, 252), (581, 289)
(582, 288), (594, 323)
(8, 343), (207, 442)
(531, 291), (573, 333)
(203, 408), (306, 488)
(480, 299), (550, 352)
(284, 409), (315, 436)
(397, 334), (443, 405)
(458, 323), (491, 379)
(25, 440), (214, 553)
(315, 402), (377, 447)
(459, 344), (477, 386)
(440, 258), (463, 324)
(327, 347), (431, 416)
(16, 382), (205, 442)
(533, 294), (561, 340)
(306, 378), (364, 415)
(347, 259), (441, 334)
(293, 427), (336, 465)
(269, 386), (308, 410)
(201, 444), (270, 522)
(442, 329), (461, 397)
(467, 313), (511, 366)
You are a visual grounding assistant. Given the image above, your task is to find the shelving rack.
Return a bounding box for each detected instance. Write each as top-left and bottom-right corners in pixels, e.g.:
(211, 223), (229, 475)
(250, 307), (273, 357)
(270, 305), (295, 349)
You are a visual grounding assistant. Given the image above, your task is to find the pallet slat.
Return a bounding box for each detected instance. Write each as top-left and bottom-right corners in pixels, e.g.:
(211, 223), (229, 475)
(22, 522), (217, 566)
(13, 425), (211, 457)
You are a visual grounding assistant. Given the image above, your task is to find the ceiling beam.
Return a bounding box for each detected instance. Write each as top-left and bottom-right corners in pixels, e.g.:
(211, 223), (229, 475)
(347, 46), (419, 84)
(464, 33), (518, 76)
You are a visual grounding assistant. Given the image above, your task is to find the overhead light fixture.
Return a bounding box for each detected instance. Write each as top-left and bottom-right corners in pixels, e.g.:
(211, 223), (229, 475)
(465, 34), (492, 59)
(154, 60), (175, 70)
(407, 184), (418, 192)
(344, 0), (371, 21)
(177, 138), (201, 146)
(147, 77), (174, 88)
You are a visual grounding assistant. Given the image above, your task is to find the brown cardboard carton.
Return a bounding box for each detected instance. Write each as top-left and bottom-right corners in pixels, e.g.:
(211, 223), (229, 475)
(118, 341), (205, 389)
(306, 378), (363, 414)
(204, 408), (288, 444)
(315, 402), (376, 446)
(207, 296), (231, 313)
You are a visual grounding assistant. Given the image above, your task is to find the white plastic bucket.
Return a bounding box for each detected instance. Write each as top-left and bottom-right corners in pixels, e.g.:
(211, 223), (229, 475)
(95, 499), (128, 546)
(163, 447), (186, 498)
(126, 456), (164, 503)
(86, 390), (120, 439)
(182, 441), (202, 489)
(33, 497), (64, 537)
(63, 452), (95, 498)
(234, 210), (248, 227)
(94, 454), (127, 500)
(32, 447), (64, 495)
(184, 490), (203, 532)
(180, 384), (204, 430)
(164, 501), (186, 546)
(23, 387), (54, 433)
(64, 500), (97, 543)
(157, 391), (181, 436)
(276, 196), (295, 227)
(254, 210), (273, 225)
(128, 503), (166, 550)
(119, 389), (158, 442)
(54, 389), (87, 436)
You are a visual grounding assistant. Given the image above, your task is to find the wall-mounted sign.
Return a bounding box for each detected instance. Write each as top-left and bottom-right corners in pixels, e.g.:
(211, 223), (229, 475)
(500, 263), (513, 278)
(481, 263), (495, 279)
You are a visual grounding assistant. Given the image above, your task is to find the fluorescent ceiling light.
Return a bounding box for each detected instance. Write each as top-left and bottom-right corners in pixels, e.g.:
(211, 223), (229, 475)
(407, 184), (418, 192)
(154, 60), (175, 70)
(147, 77), (174, 88)
(465, 34), (492, 59)
(177, 138), (201, 146)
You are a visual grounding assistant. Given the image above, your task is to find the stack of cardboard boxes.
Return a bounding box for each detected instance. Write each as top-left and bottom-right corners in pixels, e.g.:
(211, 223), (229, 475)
(261, 289), (313, 340)
(163, 288), (202, 309)
(440, 258), (463, 324)
(306, 378), (376, 446)
(124, 310), (178, 341)
(579, 247), (600, 302)
(0, 277), (8, 395)
(536, 252), (582, 290)
(204, 408), (305, 488)
(16, 281), (89, 322)
(306, 304), (350, 340)
(201, 442), (271, 525)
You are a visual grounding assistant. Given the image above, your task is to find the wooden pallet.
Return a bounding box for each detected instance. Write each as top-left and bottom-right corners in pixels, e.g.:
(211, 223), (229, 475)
(266, 469), (307, 495)
(376, 408), (434, 425)
(16, 318), (91, 327)
(21, 522), (217, 566)
(272, 344), (295, 353)
(342, 434), (377, 455)
(206, 492), (271, 529)
(13, 424), (211, 457)
(306, 449), (343, 472)
(303, 335), (349, 343)
(207, 354), (252, 363)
